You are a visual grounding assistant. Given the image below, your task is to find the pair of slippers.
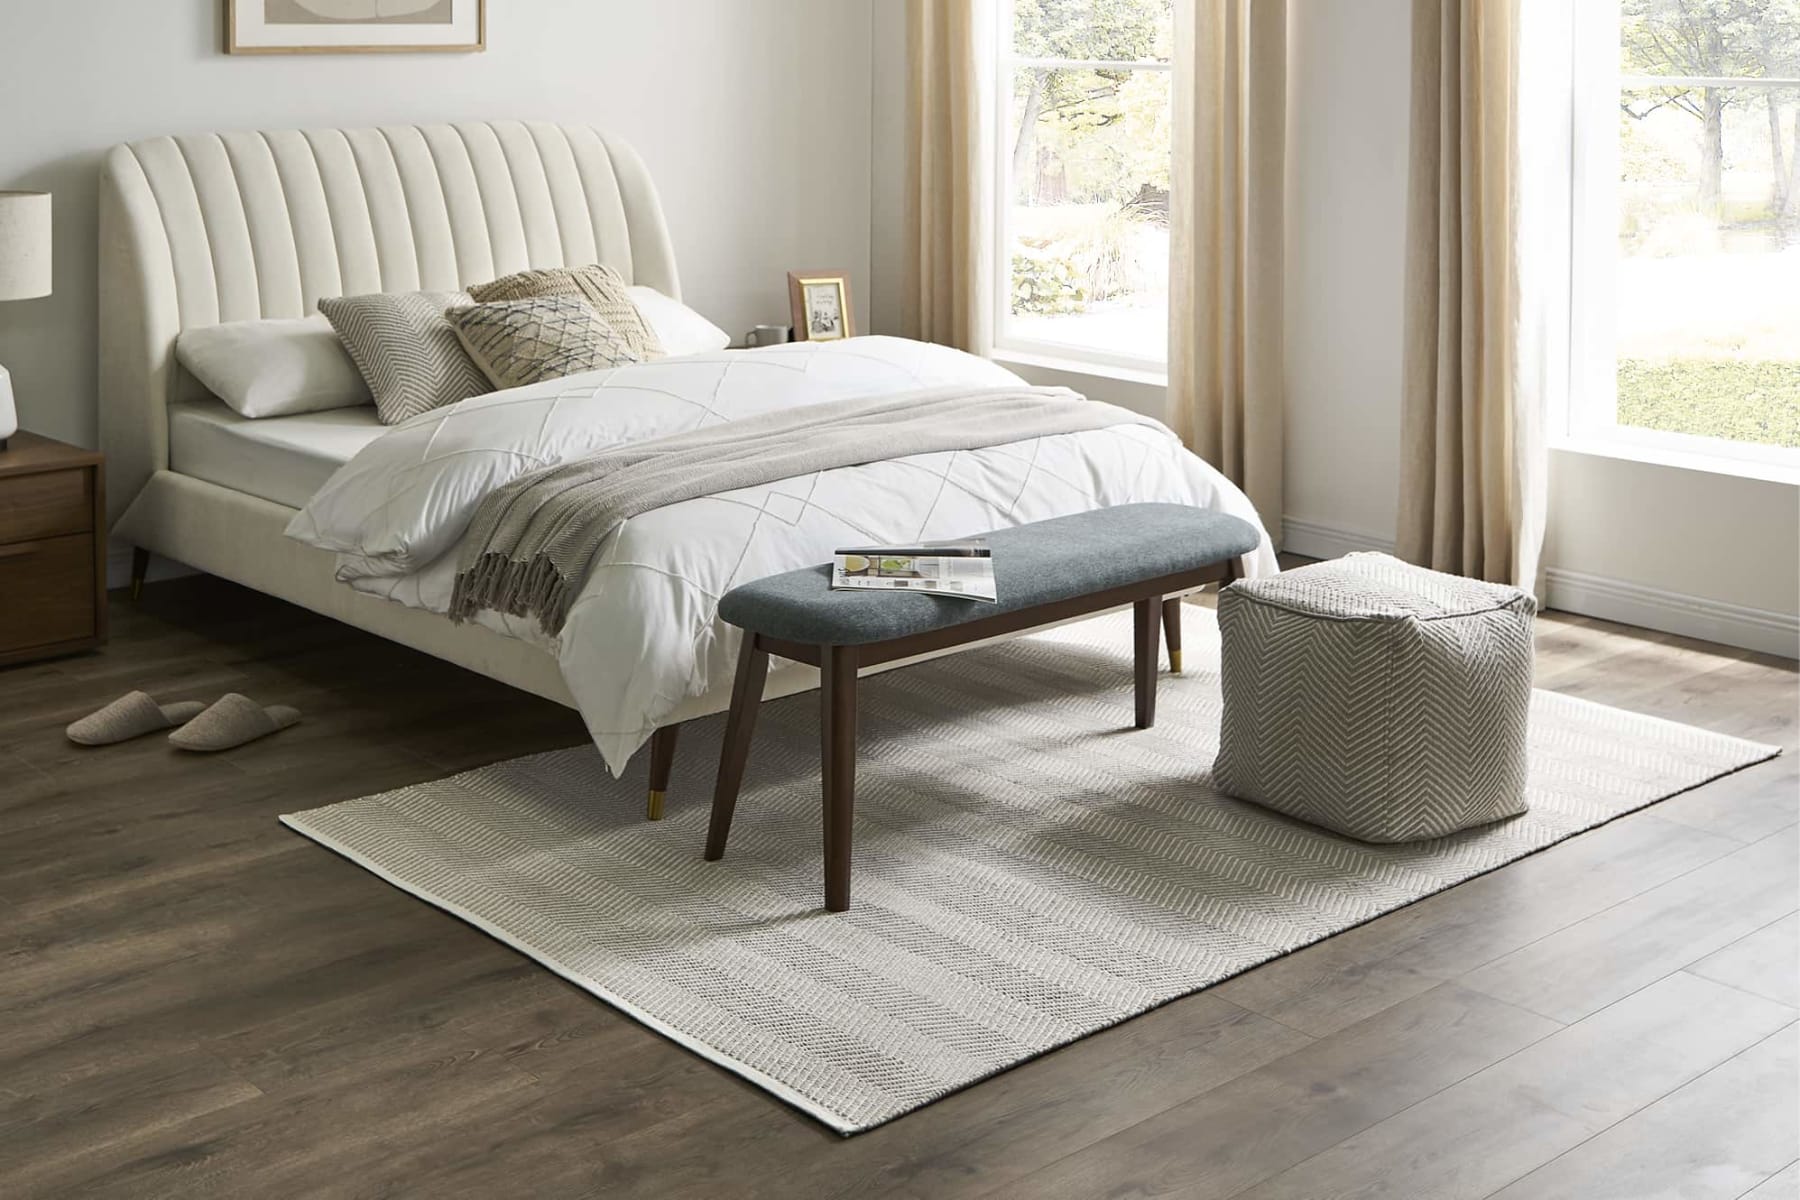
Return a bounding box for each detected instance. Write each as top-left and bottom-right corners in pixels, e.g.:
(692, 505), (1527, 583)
(67, 691), (300, 752)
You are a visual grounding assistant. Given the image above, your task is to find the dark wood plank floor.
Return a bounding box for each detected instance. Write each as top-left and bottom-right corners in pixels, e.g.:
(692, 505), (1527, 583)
(1, 576), (1794, 1199)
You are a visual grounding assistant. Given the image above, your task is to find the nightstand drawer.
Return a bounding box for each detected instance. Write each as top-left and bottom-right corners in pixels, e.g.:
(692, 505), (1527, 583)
(0, 533), (97, 654)
(0, 467), (92, 544)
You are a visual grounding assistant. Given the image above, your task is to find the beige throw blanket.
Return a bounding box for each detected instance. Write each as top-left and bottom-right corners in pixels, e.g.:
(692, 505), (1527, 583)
(449, 384), (1158, 634)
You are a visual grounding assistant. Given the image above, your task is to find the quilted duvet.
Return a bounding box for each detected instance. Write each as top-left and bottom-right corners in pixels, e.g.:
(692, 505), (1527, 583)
(287, 336), (1277, 772)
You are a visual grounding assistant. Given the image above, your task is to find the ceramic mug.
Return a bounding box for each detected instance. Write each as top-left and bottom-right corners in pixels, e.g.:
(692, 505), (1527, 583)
(745, 324), (791, 348)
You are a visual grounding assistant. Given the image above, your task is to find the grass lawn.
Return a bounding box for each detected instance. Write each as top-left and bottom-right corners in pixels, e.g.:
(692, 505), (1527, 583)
(1617, 358), (1800, 449)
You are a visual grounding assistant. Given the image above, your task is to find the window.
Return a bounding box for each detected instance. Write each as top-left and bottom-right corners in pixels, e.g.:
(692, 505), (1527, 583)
(1570, 0), (1800, 471)
(994, 0), (1173, 371)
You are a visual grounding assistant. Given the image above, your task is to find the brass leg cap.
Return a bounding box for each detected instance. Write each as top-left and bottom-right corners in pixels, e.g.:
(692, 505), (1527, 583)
(130, 579), (144, 603)
(646, 789), (666, 821)
(1170, 649), (1183, 674)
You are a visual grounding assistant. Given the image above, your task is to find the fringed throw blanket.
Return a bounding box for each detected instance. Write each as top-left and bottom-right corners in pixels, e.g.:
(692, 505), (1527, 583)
(449, 384), (1158, 635)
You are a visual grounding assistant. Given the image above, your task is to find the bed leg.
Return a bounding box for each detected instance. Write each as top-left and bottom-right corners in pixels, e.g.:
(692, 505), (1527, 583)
(646, 723), (680, 821)
(129, 548), (151, 602)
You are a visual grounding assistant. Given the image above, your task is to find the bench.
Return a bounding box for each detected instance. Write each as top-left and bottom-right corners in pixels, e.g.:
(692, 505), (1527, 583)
(704, 503), (1263, 911)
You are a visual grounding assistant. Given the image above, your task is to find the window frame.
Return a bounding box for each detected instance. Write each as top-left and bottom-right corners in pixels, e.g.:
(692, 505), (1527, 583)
(989, 0), (1173, 376)
(1566, 0), (1800, 476)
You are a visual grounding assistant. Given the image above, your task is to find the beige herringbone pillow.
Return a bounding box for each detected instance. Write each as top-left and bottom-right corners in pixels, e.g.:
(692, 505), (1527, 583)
(317, 290), (488, 424)
(469, 263), (663, 361)
(448, 296), (641, 390)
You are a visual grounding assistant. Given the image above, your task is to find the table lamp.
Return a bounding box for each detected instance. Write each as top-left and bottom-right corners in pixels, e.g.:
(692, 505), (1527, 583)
(0, 191), (52, 452)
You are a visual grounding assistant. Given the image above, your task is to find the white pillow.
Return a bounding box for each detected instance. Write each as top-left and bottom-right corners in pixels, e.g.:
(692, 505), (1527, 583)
(627, 286), (731, 356)
(176, 315), (372, 419)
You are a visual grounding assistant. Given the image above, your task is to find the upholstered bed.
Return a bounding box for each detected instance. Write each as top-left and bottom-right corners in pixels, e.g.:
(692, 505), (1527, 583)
(100, 120), (1275, 808)
(100, 121), (670, 710)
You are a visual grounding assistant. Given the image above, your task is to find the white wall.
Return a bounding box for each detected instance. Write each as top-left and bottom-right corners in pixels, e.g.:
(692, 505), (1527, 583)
(0, 0), (875, 451)
(1282, 0), (1411, 549)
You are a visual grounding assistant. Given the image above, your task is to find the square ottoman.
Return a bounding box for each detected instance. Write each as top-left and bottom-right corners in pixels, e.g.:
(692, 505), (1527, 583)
(1213, 552), (1536, 843)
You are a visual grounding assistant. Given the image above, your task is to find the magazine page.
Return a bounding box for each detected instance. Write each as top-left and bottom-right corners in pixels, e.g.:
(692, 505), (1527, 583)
(831, 541), (997, 602)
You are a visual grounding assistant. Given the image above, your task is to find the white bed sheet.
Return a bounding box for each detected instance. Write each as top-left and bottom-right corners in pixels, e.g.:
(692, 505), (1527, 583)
(169, 400), (388, 510)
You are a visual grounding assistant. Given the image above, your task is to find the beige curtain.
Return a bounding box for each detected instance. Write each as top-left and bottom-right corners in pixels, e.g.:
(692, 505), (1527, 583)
(1397, 0), (1543, 588)
(1169, 0), (1288, 533)
(903, 0), (994, 353)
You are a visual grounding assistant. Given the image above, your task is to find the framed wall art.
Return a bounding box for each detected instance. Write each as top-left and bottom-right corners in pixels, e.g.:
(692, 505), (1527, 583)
(227, 0), (486, 55)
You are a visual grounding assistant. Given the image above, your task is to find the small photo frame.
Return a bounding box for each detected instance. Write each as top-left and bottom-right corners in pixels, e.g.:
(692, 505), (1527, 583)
(227, 0), (486, 55)
(788, 270), (854, 342)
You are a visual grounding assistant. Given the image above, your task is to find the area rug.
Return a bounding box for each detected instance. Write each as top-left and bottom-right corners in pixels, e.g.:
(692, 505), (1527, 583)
(281, 609), (1778, 1134)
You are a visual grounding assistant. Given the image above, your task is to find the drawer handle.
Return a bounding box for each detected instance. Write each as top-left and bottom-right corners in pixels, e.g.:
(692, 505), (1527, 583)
(0, 541), (44, 560)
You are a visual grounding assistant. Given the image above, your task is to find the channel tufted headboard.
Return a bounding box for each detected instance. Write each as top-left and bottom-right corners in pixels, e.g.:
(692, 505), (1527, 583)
(99, 120), (680, 522)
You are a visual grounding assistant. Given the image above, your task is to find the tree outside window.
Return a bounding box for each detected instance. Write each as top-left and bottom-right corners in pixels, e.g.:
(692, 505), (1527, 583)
(1609, 0), (1800, 452)
(999, 0), (1173, 368)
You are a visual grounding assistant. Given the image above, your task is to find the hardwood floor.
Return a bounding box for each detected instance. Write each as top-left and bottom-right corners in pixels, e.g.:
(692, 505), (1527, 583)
(1, 576), (1794, 1199)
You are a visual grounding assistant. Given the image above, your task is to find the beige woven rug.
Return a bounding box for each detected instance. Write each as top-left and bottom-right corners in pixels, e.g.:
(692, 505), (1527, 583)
(282, 610), (1777, 1134)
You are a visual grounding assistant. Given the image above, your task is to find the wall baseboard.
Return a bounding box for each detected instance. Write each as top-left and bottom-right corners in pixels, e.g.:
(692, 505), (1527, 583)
(1543, 568), (1798, 660)
(1280, 517), (1394, 560)
(1279, 518), (1795, 658)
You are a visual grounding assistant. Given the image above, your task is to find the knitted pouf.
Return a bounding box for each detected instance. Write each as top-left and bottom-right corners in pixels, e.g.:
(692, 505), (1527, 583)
(1213, 552), (1536, 843)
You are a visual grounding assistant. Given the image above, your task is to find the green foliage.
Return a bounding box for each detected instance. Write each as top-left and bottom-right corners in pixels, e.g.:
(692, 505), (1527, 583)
(1011, 248), (1089, 315)
(1012, 0), (1169, 63)
(1621, 0), (1800, 80)
(1617, 358), (1800, 447)
(1619, 0), (1800, 127)
(1008, 0), (1174, 310)
(1011, 0), (1172, 209)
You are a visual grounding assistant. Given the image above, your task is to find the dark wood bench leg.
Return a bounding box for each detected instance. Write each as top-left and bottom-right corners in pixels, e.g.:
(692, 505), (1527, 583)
(821, 644), (858, 912)
(1134, 596), (1160, 729)
(645, 723), (680, 821)
(130, 547), (151, 602)
(705, 636), (771, 860)
(1162, 596), (1183, 674)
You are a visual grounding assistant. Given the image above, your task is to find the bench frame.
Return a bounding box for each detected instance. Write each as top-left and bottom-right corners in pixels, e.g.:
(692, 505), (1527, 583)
(703, 559), (1238, 911)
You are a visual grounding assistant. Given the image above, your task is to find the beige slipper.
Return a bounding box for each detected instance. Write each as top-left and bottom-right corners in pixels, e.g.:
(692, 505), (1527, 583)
(67, 691), (208, 746)
(168, 693), (301, 752)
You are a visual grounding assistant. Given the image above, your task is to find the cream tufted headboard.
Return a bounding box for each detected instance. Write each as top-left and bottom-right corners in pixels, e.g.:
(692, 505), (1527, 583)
(99, 120), (680, 521)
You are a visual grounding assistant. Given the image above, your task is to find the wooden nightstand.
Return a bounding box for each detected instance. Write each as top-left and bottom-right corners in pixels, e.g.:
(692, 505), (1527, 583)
(0, 431), (107, 667)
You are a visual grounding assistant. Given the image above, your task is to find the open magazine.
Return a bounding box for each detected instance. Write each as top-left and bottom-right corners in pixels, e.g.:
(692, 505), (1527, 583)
(831, 538), (996, 602)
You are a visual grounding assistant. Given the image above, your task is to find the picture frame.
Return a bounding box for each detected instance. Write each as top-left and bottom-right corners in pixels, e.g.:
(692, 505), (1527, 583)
(788, 270), (855, 343)
(227, 0), (486, 55)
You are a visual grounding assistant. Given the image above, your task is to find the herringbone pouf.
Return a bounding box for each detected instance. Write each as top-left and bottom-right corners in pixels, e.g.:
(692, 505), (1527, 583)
(1214, 552), (1536, 843)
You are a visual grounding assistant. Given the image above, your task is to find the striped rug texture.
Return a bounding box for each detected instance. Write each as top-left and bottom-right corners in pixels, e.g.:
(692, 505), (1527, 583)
(282, 610), (1777, 1134)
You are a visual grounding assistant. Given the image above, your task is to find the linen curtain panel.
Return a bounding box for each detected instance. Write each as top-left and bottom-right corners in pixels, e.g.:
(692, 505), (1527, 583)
(1397, 0), (1544, 588)
(904, 0), (995, 353)
(1168, 0), (1288, 533)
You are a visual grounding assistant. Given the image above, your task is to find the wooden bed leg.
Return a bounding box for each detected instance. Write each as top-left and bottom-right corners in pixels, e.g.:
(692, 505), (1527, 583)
(129, 547), (151, 602)
(1133, 596), (1160, 730)
(820, 645), (857, 913)
(1162, 596), (1183, 674)
(705, 636), (771, 862)
(646, 723), (680, 821)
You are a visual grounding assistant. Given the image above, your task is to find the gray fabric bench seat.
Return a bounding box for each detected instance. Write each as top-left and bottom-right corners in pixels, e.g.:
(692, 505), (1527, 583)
(706, 502), (1262, 911)
(717, 504), (1262, 646)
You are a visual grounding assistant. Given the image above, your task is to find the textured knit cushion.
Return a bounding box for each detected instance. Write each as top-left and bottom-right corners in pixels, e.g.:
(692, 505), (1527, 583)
(469, 263), (663, 361)
(718, 504), (1262, 646)
(1213, 552), (1536, 843)
(317, 291), (490, 424)
(448, 297), (641, 390)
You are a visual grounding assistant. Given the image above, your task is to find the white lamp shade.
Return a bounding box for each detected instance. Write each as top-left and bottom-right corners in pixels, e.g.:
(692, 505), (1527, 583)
(0, 191), (52, 301)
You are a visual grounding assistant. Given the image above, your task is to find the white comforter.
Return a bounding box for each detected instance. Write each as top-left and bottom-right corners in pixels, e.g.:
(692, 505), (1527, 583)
(288, 337), (1277, 773)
